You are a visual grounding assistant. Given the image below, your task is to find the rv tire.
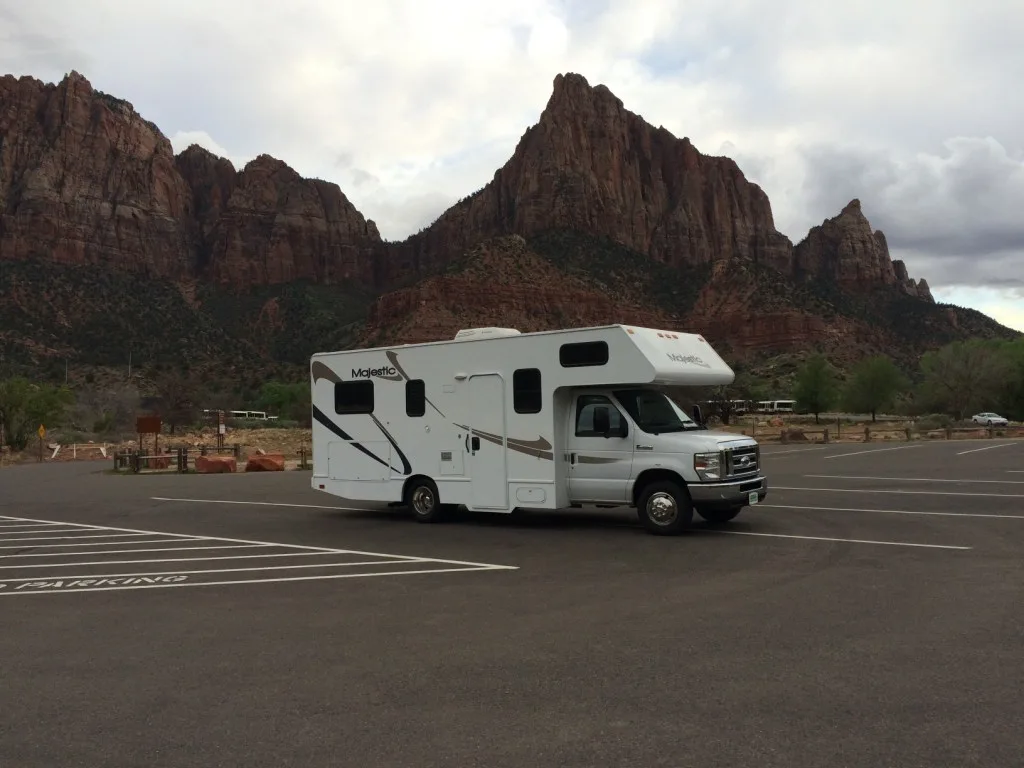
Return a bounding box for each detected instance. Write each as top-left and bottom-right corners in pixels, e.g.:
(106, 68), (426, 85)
(405, 477), (446, 523)
(636, 480), (693, 535)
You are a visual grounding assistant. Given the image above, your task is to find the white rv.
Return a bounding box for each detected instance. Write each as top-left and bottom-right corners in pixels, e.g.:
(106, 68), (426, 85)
(309, 325), (767, 535)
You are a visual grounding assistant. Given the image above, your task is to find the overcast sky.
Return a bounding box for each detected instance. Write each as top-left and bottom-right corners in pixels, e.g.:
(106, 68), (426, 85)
(3, 0), (1022, 331)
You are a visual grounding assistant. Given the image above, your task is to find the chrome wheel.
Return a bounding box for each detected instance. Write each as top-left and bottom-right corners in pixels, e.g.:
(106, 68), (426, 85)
(646, 491), (678, 526)
(637, 480), (693, 535)
(411, 486), (435, 516)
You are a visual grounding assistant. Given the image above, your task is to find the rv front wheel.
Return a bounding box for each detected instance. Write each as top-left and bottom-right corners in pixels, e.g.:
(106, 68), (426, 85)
(405, 478), (446, 523)
(636, 480), (693, 535)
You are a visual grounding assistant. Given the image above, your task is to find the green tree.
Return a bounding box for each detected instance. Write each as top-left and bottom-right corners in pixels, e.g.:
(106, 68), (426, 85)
(841, 355), (908, 422)
(992, 338), (1024, 421)
(256, 380), (311, 424)
(918, 339), (1008, 421)
(0, 377), (75, 451)
(148, 368), (201, 434)
(793, 354), (839, 424)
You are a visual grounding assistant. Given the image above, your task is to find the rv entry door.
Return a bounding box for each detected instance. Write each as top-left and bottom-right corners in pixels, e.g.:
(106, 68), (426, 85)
(467, 373), (509, 509)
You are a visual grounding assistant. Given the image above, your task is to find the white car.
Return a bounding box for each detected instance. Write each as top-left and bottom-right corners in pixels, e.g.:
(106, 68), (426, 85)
(971, 412), (1009, 426)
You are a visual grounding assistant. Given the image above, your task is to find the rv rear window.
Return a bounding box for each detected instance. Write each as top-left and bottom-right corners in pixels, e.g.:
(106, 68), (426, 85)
(406, 379), (425, 417)
(334, 380), (374, 414)
(559, 341), (609, 367)
(513, 368), (542, 414)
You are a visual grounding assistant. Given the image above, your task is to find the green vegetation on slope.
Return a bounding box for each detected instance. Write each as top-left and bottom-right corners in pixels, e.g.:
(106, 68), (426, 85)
(527, 229), (711, 316)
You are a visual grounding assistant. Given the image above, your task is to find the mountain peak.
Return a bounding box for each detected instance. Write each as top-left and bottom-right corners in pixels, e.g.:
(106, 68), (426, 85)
(840, 198), (863, 216)
(544, 72), (624, 117)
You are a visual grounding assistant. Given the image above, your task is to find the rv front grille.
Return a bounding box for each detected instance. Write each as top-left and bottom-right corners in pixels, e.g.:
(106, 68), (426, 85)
(724, 445), (759, 479)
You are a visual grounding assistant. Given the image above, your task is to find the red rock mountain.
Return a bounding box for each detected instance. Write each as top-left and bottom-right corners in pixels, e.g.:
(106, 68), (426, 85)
(0, 71), (381, 287)
(0, 69), (1015, 382)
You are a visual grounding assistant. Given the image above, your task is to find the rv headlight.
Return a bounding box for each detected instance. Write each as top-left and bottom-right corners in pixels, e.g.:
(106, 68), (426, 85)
(694, 451), (722, 481)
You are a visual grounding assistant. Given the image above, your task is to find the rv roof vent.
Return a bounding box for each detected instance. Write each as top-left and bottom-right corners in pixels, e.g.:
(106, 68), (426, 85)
(453, 327), (522, 341)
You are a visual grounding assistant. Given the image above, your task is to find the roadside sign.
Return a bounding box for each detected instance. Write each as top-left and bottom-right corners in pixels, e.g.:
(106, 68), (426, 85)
(37, 424), (45, 439)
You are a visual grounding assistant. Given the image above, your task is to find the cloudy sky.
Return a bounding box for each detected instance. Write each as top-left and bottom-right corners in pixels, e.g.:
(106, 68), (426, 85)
(3, 0), (1023, 331)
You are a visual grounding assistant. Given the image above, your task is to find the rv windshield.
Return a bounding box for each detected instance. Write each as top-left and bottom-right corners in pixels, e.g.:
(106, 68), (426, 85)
(612, 388), (700, 434)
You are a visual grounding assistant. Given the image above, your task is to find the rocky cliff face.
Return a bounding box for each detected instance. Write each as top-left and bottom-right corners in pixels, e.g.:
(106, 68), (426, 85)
(0, 68), (1010, 381)
(390, 73), (794, 281)
(364, 235), (678, 346)
(0, 71), (194, 277)
(177, 149), (382, 288)
(793, 199), (931, 299)
(0, 72), (382, 289)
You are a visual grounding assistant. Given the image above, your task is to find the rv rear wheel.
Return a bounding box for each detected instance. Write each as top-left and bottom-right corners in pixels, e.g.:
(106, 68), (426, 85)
(636, 480), (693, 535)
(405, 478), (446, 523)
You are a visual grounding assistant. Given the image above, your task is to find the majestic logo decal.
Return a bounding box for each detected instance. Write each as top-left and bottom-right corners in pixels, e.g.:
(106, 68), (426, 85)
(667, 352), (711, 369)
(351, 365), (399, 379)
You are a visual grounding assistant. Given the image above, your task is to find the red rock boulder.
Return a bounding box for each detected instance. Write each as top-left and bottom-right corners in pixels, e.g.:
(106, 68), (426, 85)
(245, 454), (285, 472)
(195, 455), (237, 473)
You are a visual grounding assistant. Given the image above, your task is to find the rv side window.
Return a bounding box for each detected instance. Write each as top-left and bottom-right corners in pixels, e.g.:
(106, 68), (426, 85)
(559, 341), (609, 368)
(575, 395), (626, 437)
(513, 368), (542, 414)
(406, 379), (425, 417)
(334, 380), (374, 414)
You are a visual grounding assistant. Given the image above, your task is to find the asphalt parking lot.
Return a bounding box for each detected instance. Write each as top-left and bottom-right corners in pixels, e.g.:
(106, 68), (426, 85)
(1, 438), (1023, 767)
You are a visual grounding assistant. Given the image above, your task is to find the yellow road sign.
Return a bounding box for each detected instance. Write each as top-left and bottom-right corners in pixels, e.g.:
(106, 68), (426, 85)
(37, 424), (46, 439)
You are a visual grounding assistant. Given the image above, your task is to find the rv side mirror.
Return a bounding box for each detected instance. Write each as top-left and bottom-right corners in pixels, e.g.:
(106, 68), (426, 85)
(593, 406), (611, 437)
(692, 404), (704, 426)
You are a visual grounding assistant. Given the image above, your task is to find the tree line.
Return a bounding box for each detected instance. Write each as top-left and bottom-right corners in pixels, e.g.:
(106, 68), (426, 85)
(791, 337), (1023, 423)
(0, 368), (313, 451)
(702, 337), (1023, 425)
(2, 336), (1022, 451)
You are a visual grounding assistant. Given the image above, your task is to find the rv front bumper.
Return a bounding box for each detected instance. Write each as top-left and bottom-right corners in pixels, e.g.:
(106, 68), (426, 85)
(689, 475), (767, 510)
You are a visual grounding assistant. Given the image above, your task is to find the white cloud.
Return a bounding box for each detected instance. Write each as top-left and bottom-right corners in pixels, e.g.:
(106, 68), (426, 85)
(2, 0), (1023, 325)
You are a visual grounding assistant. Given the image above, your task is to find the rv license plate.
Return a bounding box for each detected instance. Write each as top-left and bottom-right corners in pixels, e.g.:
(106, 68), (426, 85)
(748, 491), (759, 505)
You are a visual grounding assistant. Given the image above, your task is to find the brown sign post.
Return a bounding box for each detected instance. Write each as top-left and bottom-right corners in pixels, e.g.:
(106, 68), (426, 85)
(136, 415), (162, 457)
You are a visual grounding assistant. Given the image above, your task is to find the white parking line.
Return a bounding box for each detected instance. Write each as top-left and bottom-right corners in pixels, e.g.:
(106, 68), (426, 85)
(0, 528), (123, 536)
(957, 443), (1018, 455)
(760, 503), (1024, 521)
(706, 529), (970, 550)
(0, 545), (263, 558)
(805, 474), (1024, 485)
(761, 447), (832, 457)
(822, 445), (922, 460)
(774, 486), (1024, 499)
(151, 496), (366, 511)
(0, 533), (163, 542)
(0, 538), (193, 550)
(0, 552), (349, 569)
(0, 514), (518, 596)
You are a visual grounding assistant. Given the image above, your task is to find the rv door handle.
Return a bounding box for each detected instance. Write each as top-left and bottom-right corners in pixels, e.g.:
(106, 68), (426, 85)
(570, 452), (576, 464)
(471, 436), (480, 452)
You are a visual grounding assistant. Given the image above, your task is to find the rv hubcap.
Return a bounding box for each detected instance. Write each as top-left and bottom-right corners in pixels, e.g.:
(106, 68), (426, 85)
(411, 486), (435, 515)
(647, 492), (677, 525)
